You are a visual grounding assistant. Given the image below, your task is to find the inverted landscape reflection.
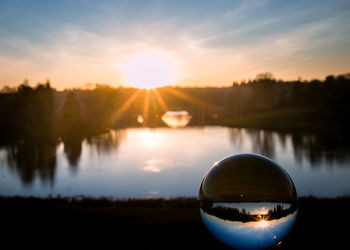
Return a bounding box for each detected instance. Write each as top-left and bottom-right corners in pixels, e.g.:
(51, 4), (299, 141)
(1, 126), (350, 198)
(200, 208), (298, 249)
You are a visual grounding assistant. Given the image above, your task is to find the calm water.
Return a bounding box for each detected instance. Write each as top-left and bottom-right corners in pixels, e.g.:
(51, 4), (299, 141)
(1, 126), (350, 198)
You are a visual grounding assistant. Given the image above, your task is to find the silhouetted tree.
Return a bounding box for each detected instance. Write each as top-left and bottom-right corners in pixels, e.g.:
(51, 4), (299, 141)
(1, 82), (58, 185)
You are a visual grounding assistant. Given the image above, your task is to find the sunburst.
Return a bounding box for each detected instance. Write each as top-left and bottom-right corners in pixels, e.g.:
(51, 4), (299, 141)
(110, 86), (214, 127)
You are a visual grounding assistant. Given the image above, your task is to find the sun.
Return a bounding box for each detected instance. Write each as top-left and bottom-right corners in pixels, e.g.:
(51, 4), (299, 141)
(258, 220), (269, 228)
(123, 52), (180, 89)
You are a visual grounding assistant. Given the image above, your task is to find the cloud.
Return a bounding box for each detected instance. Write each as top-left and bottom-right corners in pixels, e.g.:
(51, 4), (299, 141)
(0, 0), (349, 88)
(0, 26), (130, 88)
(181, 6), (350, 81)
(223, 0), (271, 19)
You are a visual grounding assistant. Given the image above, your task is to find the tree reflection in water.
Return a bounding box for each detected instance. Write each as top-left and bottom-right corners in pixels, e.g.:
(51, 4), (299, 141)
(6, 142), (57, 186)
(2, 126), (350, 187)
(4, 129), (125, 186)
(229, 128), (350, 167)
(85, 129), (126, 155)
(63, 137), (82, 173)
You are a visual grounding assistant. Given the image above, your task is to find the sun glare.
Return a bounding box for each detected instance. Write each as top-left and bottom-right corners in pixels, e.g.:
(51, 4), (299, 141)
(139, 130), (162, 147)
(258, 220), (269, 228)
(123, 52), (180, 89)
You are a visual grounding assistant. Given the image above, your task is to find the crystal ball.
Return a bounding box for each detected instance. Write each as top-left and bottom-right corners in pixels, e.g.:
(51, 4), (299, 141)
(199, 154), (298, 249)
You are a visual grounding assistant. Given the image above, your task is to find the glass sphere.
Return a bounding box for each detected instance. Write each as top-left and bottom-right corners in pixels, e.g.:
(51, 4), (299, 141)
(199, 154), (297, 249)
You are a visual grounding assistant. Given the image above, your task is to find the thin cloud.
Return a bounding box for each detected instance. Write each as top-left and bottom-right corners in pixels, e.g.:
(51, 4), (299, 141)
(0, 0), (349, 88)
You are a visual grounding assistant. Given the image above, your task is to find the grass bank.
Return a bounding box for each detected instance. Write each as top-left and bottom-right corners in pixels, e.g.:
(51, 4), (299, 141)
(1, 196), (349, 249)
(217, 107), (345, 130)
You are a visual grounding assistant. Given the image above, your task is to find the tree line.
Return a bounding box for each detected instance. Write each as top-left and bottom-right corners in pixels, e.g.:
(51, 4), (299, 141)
(1, 72), (349, 140)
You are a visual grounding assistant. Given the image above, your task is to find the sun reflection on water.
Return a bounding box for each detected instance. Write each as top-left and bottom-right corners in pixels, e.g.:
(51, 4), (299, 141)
(139, 130), (163, 147)
(142, 165), (161, 173)
(142, 159), (163, 173)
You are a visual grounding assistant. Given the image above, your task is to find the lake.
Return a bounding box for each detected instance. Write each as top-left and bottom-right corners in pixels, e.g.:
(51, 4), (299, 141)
(1, 126), (350, 198)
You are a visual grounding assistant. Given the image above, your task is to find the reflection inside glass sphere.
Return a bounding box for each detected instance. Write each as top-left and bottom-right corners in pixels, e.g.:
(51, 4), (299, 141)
(199, 154), (298, 249)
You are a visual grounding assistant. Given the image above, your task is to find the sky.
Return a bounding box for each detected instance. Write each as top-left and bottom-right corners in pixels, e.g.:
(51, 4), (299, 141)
(0, 0), (350, 89)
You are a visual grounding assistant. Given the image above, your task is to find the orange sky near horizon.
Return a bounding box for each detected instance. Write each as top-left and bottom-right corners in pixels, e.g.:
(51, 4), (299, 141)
(1, 1), (349, 90)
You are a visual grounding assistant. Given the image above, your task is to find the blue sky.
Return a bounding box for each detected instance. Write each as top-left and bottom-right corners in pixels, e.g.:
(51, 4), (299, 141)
(0, 0), (349, 88)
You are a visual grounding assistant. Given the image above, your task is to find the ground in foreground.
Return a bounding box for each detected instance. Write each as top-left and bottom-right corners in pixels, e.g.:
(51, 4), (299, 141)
(1, 197), (349, 249)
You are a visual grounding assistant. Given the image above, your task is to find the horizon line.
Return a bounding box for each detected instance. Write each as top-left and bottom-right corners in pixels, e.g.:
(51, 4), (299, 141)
(2, 71), (349, 91)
